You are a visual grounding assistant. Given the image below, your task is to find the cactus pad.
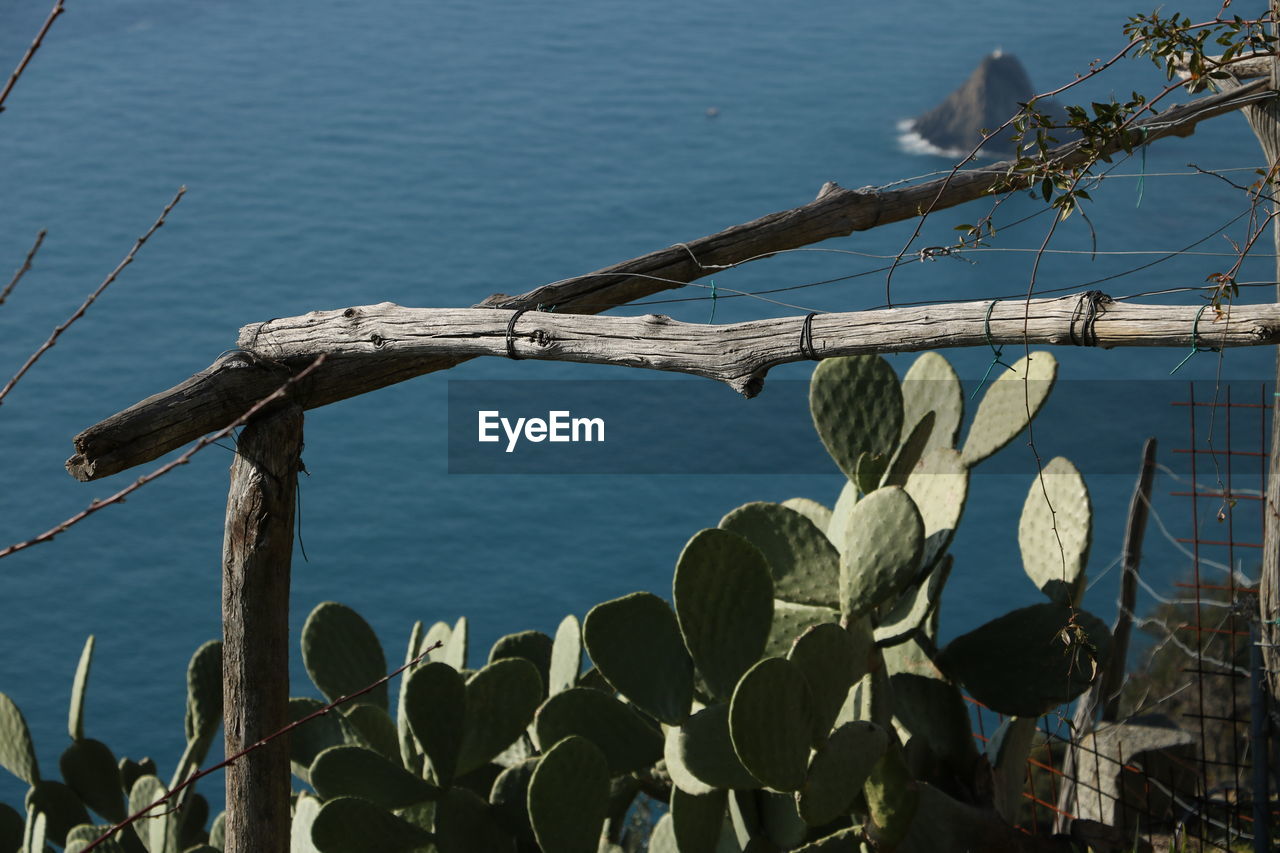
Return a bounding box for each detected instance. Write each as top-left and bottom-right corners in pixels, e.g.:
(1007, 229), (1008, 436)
(673, 528), (774, 700)
(310, 796), (431, 853)
(0, 692), (38, 785)
(729, 658), (816, 792)
(184, 640), (222, 749)
(548, 614), (582, 696)
(527, 736), (609, 853)
(663, 703), (760, 794)
(489, 630), (553, 698)
(59, 739), (124, 823)
(583, 591), (694, 725)
(788, 623), (869, 745)
(309, 745), (438, 809)
(1019, 456), (1092, 605)
(719, 502), (840, 608)
(903, 448), (968, 574)
(809, 355), (904, 482)
(797, 721), (888, 826)
(901, 352), (964, 454)
(960, 351), (1058, 467)
(838, 486), (925, 620)
(68, 636), (94, 743)
(457, 658), (543, 776)
(301, 602), (388, 711)
(939, 602), (1111, 717)
(670, 787), (727, 853)
(781, 497), (832, 531)
(881, 411), (935, 488)
(533, 687), (662, 774)
(873, 555), (951, 647)
(826, 480), (859, 555)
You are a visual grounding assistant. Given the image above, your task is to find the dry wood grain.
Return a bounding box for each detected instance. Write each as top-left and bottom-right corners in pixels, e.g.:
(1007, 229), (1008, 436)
(65, 80), (1271, 481)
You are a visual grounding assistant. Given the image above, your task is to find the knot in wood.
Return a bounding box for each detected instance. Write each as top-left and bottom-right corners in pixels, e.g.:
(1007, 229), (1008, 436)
(370, 333), (386, 349)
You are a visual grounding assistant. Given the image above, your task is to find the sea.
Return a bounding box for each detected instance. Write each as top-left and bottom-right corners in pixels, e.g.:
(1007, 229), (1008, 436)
(0, 0), (1275, 817)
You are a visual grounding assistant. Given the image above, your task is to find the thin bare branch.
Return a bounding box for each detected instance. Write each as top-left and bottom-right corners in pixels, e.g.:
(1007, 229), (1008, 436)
(0, 230), (46, 308)
(0, 353), (325, 561)
(0, 188), (185, 408)
(0, 0), (65, 114)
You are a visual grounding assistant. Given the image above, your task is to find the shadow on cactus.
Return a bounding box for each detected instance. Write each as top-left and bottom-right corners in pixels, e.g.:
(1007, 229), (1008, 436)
(0, 351), (1111, 853)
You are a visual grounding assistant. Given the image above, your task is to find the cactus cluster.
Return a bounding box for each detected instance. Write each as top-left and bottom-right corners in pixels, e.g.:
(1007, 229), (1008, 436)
(0, 637), (223, 853)
(0, 350), (1109, 852)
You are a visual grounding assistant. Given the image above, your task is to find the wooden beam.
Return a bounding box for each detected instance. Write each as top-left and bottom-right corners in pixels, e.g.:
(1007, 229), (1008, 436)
(65, 80), (1271, 482)
(221, 405), (303, 853)
(65, 296), (1280, 480)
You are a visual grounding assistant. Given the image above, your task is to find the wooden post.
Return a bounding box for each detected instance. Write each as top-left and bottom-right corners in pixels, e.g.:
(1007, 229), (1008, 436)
(221, 405), (303, 853)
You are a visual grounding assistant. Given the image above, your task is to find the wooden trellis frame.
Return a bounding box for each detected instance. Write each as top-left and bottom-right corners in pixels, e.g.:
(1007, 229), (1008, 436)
(61, 74), (1280, 853)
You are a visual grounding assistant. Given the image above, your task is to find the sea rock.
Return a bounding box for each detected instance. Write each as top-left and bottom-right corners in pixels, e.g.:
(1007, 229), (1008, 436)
(909, 51), (1065, 156)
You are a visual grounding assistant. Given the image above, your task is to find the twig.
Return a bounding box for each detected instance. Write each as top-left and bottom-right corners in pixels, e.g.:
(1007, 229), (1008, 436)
(0, 353), (326, 561)
(0, 230), (46, 308)
(0, 187), (184, 408)
(0, 0), (66, 114)
(80, 638), (444, 853)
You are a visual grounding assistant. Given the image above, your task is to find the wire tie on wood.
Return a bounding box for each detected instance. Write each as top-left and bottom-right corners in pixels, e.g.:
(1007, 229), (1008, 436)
(1168, 303), (1221, 375)
(970, 300), (1016, 400)
(707, 279), (717, 324)
(1069, 290), (1111, 347)
(799, 312), (821, 360)
(505, 307), (531, 360)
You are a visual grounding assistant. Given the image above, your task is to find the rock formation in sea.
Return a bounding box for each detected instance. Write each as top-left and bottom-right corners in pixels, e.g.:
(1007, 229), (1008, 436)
(908, 50), (1065, 157)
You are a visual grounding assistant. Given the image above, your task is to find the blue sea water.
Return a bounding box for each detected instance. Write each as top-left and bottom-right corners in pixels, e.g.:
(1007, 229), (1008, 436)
(0, 0), (1274, 818)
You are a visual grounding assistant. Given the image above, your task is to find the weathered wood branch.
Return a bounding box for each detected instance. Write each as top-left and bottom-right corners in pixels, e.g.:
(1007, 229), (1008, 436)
(66, 296), (1280, 480)
(65, 79), (1271, 481)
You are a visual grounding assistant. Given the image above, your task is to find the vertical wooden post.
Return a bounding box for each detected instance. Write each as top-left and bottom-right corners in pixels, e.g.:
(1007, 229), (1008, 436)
(222, 405), (303, 853)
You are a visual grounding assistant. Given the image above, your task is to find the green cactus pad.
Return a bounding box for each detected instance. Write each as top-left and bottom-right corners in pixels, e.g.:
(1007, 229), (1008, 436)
(397, 621), (426, 772)
(458, 658), (543, 776)
(287, 697), (351, 784)
(670, 787), (727, 853)
(809, 355), (904, 483)
(125, 774), (167, 853)
(1019, 456), (1092, 606)
(939, 602), (1111, 717)
(719, 502), (840, 608)
(184, 640), (222, 748)
(25, 780), (92, 847)
(310, 796), (431, 853)
(903, 447), (968, 575)
(424, 621), (451, 664)
(291, 793), (321, 853)
(176, 793), (209, 851)
(490, 757), (539, 841)
(209, 811), (224, 850)
(987, 717), (1038, 822)
(0, 692), (37, 785)
(797, 721), (888, 826)
(402, 661), (465, 786)
(63, 823), (128, 853)
(763, 601), (840, 661)
(310, 745), (439, 809)
(960, 351), (1058, 467)
(673, 529), (774, 700)
(873, 555), (952, 647)
(528, 736), (610, 853)
(68, 636), (94, 743)
(781, 498), (832, 531)
(838, 486), (925, 620)
(301, 602), (388, 711)
(881, 411), (935, 488)
(549, 615), (582, 696)
(435, 786), (515, 853)
(343, 703), (400, 763)
(888, 673), (979, 783)
(826, 480), (859, 555)
(759, 791), (808, 848)
(788, 623), (870, 745)
(445, 617), (469, 671)
(901, 352), (964, 454)
(59, 739), (124, 823)
(664, 703), (759, 794)
(533, 688), (662, 774)
(489, 630), (553, 698)
(583, 592), (693, 725)
(863, 745), (919, 849)
(729, 658), (816, 792)
(648, 813), (677, 853)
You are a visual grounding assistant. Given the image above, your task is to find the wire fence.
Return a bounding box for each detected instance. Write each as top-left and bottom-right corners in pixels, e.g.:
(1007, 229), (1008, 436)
(980, 383), (1275, 852)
